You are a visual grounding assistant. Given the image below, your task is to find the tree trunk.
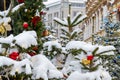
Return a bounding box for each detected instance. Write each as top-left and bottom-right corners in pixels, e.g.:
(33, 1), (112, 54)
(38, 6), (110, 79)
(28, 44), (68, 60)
(69, 26), (72, 33)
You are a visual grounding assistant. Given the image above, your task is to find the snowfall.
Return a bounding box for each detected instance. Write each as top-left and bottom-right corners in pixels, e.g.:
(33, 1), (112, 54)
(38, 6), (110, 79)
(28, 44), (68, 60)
(0, 30), (115, 80)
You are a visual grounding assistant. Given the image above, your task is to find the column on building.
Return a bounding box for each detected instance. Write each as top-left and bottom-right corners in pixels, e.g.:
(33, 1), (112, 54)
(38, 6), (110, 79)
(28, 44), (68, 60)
(98, 8), (102, 31)
(95, 11), (99, 33)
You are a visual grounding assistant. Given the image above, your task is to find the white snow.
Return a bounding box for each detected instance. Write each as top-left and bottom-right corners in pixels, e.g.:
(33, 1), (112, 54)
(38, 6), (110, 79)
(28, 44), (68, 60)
(0, 31), (37, 49)
(0, 54), (63, 79)
(14, 31), (37, 49)
(12, 3), (24, 13)
(30, 54), (63, 79)
(0, 34), (14, 44)
(66, 41), (115, 54)
(66, 41), (87, 50)
(54, 17), (68, 26)
(43, 40), (62, 51)
(62, 41), (115, 78)
(67, 70), (111, 80)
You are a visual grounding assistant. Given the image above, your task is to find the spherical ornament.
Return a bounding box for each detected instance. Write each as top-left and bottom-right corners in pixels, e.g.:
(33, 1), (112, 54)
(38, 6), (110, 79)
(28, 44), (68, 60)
(18, 0), (24, 3)
(40, 11), (46, 15)
(82, 59), (90, 65)
(43, 30), (49, 36)
(31, 16), (41, 26)
(32, 46), (38, 51)
(87, 55), (94, 60)
(9, 52), (19, 60)
(28, 52), (36, 56)
(23, 22), (29, 29)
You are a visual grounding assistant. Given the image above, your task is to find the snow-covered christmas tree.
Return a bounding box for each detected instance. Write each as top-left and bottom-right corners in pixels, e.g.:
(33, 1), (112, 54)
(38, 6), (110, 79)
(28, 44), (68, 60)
(0, 1), (117, 80)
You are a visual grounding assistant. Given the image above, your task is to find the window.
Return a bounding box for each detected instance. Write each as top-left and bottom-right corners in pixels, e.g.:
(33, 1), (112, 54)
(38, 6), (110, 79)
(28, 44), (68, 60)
(48, 14), (52, 21)
(71, 3), (85, 7)
(73, 11), (78, 17)
(54, 12), (59, 17)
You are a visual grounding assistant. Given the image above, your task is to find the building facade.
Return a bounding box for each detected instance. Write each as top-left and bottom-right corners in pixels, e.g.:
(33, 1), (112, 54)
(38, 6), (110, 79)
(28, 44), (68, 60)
(83, 0), (120, 43)
(44, 0), (85, 37)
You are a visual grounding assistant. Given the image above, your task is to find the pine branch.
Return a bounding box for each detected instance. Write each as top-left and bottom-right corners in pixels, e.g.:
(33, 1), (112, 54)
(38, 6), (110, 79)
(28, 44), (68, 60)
(71, 13), (82, 26)
(54, 18), (67, 27)
(92, 47), (99, 56)
(70, 32), (77, 40)
(96, 50), (115, 56)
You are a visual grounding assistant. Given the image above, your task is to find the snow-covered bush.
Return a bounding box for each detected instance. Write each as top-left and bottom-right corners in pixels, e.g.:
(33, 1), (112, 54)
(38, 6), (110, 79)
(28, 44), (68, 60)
(62, 41), (115, 79)
(67, 70), (111, 80)
(43, 40), (62, 59)
(0, 54), (64, 80)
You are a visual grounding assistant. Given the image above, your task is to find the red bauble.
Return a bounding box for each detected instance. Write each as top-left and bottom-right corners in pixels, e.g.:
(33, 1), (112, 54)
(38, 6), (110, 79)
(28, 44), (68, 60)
(40, 11), (46, 15)
(28, 52), (36, 56)
(32, 46), (38, 51)
(23, 22), (28, 29)
(31, 16), (41, 26)
(87, 55), (94, 60)
(9, 52), (19, 60)
(18, 0), (24, 3)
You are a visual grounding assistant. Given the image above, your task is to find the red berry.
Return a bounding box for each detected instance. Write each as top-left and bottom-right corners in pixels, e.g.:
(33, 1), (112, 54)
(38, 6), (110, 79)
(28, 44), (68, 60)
(28, 52), (36, 56)
(23, 22), (28, 29)
(18, 0), (24, 3)
(87, 55), (94, 60)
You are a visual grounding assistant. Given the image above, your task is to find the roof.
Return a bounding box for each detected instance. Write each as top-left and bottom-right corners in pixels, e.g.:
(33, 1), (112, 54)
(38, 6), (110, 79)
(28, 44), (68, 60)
(44, 0), (86, 8)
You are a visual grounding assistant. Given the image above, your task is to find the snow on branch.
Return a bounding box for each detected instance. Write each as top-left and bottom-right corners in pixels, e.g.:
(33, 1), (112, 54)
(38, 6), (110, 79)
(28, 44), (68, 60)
(12, 3), (24, 13)
(73, 14), (87, 26)
(66, 41), (115, 55)
(0, 54), (63, 79)
(0, 31), (37, 49)
(43, 40), (62, 51)
(54, 17), (68, 26)
(67, 70), (111, 80)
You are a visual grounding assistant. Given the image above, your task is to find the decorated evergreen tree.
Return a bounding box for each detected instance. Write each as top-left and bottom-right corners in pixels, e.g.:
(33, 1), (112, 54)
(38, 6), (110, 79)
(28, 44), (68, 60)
(94, 13), (120, 80)
(10, 0), (46, 37)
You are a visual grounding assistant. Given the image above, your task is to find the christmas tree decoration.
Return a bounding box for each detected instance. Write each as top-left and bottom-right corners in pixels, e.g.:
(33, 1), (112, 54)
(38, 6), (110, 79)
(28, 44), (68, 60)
(31, 16), (41, 26)
(18, 0), (24, 3)
(28, 51), (36, 56)
(23, 22), (28, 29)
(9, 52), (19, 60)
(42, 29), (49, 36)
(40, 11), (46, 15)
(87, 55), (94, 60)
(32, 46), (38, 51)
(0, 24), (6, 34)
(82, 58), (90, 65)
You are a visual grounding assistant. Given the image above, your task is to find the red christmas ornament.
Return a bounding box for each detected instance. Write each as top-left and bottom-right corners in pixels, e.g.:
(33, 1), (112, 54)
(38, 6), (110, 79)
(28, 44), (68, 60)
(28, 52), (36, 56)
(18, 0), (24, 3)
(31, 16), (41, 26)
(87, 55), (94, 60)
(9, 52), (19, 60)
(32, 46), (38, 51)
(23, 22), (29, 29)
(40, 11), (46, 15)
